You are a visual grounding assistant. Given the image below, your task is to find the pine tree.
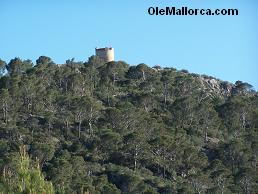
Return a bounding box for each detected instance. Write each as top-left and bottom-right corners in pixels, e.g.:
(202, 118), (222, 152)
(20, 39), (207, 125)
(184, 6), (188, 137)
(1, 145), (54, 194)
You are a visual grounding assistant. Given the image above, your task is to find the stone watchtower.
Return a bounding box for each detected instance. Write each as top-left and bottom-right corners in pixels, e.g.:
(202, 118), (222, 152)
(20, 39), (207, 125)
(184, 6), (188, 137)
(95, 47), (114, 62)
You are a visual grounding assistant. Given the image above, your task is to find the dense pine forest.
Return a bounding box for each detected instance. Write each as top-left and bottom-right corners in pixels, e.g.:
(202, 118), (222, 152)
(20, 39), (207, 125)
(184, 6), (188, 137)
(0, 56), (257, 194)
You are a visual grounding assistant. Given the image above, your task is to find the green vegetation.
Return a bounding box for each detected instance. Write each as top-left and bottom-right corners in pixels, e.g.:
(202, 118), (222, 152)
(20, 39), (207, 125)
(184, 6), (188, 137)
(0, 145), (54, 193)
(0, 56), (257, 193)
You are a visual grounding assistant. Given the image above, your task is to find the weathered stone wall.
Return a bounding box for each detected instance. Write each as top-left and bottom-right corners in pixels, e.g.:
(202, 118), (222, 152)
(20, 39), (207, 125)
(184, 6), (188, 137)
(95, 47), (114, 62)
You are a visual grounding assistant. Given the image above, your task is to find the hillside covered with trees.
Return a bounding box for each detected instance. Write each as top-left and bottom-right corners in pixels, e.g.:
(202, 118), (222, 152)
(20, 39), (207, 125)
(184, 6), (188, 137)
(0, 56), (257, 194)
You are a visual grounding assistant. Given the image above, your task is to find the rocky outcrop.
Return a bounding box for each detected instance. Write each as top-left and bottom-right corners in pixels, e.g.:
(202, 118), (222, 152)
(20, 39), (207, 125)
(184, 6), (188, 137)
(197, 75), (234, 97)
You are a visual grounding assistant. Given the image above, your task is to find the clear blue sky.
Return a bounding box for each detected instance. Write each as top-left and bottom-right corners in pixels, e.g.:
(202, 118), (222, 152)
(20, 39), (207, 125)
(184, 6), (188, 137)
(0, 0), (257, 89)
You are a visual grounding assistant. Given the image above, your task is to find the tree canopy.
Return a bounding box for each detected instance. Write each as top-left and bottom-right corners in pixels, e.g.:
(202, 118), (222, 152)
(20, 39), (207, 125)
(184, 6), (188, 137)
(0, 56), (257, 193)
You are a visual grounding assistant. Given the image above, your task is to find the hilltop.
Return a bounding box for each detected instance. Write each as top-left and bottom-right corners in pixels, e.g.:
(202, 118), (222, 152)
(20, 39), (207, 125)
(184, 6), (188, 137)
(0, 56), (257, 193)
